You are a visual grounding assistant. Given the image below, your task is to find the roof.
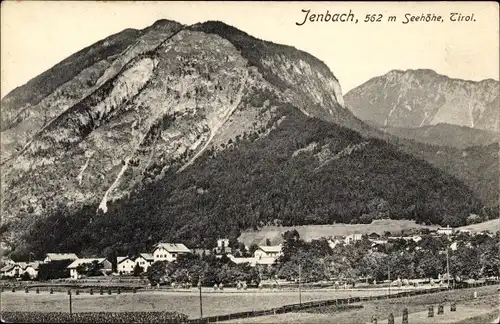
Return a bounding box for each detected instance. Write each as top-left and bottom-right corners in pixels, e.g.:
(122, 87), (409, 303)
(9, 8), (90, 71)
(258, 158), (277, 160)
(229, 256), (255, 264)
(255, 257), (277, 265)
(153, 243), (191, 253)
(67, 258), (106, 269)
(138, 253), (154, 261)
(117, 256), (133, 264)
(24, 262), (42, 270)
(1, 265), (16, 272)
(16, 262), (28, 269)
(45, 253), (78, 261)
(257, 245), (282, 253)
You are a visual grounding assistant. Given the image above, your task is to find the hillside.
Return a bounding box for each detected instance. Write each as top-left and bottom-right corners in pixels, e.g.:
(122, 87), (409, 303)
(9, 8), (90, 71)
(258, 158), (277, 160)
(344, 69), (499, 132)
(18, 107), (484, 258)
(0, 19), (494, 259)
(378, 123), (498, 149)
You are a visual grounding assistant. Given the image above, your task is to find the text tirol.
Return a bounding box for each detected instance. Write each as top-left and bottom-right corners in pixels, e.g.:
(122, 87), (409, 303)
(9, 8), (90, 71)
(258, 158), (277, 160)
(296, 9), (355, 26)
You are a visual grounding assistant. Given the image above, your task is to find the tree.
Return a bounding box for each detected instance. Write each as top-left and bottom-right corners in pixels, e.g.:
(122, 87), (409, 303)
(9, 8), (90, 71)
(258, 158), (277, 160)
(21, 271), (32, 281)
(265, 238), (272, 246)
(133, 263), (144, 277)
(359, 252), (388, 281)
(76, 260), (104, 277)
(415, 252), (444, 279)
(147, 261), (167, 285)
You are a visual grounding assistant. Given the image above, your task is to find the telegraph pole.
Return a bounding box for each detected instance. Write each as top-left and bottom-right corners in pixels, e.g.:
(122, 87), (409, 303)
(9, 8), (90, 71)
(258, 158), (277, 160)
(298, 264), (302, 306)
(446, 248), (450, 289)
(388, 264), (391, 299)
(197, 280), (203, 320)
(69, 290), (73, 317)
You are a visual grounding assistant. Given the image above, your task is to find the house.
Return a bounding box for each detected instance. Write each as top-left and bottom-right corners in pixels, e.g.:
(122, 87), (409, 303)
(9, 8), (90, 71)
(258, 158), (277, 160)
(255, 258), (277, 266)
(368, 232), (381, 240)
(344, 234), (363, 245)
(134, 253), (154, 272)
(192, 248), (212, 257)
(117, 257), (136, 275)
(228, 255), (256, 266)
(23, 261), (42, 279)
(370, 239), (389, 245)
(152, 243), (191, 263)
(67, 258), (112, 279)
(254, 245), (282, 259)
(44, 253), (78, 263)
(217, 238), (230, 249)
(1, 264), (22, 278)
(328, 238), (342, 250)
(437, 226), (454, 236)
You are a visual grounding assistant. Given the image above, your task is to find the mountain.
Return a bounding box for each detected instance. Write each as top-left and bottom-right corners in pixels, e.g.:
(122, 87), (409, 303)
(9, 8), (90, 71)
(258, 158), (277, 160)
(0, 20), (493, 258)
(19, 108), (484, 257)
(378, 123), (498, 149)
(344, 69), (499, 132)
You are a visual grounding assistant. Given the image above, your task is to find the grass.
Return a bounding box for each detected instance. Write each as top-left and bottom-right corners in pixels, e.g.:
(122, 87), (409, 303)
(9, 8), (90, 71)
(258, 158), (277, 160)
(224, 285), (500, 323)
(238, 219), (439, 245)
(0, 288), (388, 319)
(460, 219), (500, 233)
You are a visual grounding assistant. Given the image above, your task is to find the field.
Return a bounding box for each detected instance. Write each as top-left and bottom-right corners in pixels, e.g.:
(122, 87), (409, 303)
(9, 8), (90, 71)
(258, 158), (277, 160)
(239, 219), (439, 245)
(224, 285), (500, 323)
(459, 219), (500, 233)
(0, 288), (391, 319)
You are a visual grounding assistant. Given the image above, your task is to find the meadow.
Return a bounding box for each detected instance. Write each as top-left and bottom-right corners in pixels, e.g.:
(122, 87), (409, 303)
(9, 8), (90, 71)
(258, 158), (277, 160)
(238, 219), (440, 245)
(0, 288), (390, 319)
(224, 284), (500, 323)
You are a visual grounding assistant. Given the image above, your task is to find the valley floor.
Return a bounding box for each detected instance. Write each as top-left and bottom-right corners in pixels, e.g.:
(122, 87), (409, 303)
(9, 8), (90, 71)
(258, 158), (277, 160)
(1, 285), (498, 321)
(224, 285), (500, 323)
(0, 288), (388, 319)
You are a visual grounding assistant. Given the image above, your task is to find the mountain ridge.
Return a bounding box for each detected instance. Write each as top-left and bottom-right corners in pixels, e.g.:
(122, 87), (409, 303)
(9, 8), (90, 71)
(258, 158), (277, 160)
(0, 19), (497, 258)
(344, 68), (499, 132)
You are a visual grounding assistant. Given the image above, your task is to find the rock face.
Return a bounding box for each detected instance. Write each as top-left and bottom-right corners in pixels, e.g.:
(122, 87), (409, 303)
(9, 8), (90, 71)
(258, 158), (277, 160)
(344, 69), (499, 132)
(0, 20), (350, 248)
(0, 20), (495, 257)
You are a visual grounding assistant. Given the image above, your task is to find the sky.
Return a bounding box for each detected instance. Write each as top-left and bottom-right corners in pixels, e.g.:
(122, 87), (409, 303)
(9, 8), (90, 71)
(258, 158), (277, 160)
(1, 1), (499, 99)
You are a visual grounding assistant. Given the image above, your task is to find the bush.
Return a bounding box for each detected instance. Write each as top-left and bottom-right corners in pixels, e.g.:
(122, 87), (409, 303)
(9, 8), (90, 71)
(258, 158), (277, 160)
(1, 312), (189, 323)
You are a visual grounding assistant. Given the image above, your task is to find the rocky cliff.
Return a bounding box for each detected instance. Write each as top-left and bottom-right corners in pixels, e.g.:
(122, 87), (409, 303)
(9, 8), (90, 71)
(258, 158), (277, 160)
(344, 69), (499, 132)
(0, 20), (495, 257)
(0, 20), (351, 250)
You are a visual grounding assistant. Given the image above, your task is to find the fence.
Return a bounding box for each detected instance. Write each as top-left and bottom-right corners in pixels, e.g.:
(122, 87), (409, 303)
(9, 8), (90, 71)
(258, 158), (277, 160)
(186, 281), (499, 323)
(1, 280), (498, 324)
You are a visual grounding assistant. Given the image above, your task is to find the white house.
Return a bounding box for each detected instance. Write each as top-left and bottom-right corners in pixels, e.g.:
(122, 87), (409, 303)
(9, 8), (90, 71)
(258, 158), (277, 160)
(344, 234), (363, 245)
(134, 253), (154, 272)
(23, 262), (42, 279)
(1, 264), (21, 278)
(217, 238), (230, 249)
(437, 226), (454, 236)
(67, 258), (112, 279)
(117, 257), (136, 275)
(152, 243), (191, 263)
(328, 238), (342, 250)
(44, 253), (78, 263)
(254, 245), (282, 259)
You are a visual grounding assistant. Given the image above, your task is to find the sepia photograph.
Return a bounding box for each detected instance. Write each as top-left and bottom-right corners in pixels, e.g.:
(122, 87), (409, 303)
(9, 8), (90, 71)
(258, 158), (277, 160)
(0, 1), (499, 323)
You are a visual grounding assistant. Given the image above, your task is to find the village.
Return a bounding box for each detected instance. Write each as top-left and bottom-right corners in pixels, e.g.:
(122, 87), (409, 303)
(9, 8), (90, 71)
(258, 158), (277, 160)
(1, 224), (494, 286)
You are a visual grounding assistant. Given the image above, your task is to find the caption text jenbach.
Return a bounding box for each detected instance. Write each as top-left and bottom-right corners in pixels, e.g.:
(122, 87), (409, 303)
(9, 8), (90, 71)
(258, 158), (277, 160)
(295, 9), (477, 26)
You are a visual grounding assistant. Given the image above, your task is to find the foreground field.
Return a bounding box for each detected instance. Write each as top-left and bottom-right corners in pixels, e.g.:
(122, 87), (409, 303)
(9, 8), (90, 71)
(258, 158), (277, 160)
(238, 219), (439, 245)
(0, 288), (389, 319)
(224, 285), (500, 323)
